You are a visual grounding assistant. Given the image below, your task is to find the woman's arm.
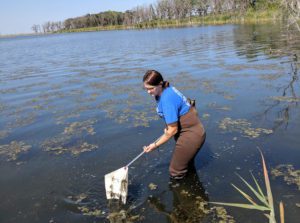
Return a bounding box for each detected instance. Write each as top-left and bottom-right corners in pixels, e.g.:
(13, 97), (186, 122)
(143, 122), (178, 152)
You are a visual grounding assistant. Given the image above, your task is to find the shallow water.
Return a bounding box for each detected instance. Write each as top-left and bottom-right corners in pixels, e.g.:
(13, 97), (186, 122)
(0, 24), (299, 222)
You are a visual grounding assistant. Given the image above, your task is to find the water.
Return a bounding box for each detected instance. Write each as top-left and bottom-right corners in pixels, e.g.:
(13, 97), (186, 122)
(0, 24), (299, 222)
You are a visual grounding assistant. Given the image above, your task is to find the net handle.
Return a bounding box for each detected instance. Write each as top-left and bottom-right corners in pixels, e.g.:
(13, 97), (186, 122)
(126, 134), (163, 167)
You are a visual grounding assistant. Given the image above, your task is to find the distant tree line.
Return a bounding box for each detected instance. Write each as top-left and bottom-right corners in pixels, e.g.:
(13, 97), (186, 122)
(32, 0), (299, 33)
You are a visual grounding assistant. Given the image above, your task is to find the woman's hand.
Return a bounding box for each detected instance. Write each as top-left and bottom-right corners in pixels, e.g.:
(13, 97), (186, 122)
(143, 143), (157, 153)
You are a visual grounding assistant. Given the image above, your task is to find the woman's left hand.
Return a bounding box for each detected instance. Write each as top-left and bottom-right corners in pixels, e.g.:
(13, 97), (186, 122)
(143, 143), (157, 153)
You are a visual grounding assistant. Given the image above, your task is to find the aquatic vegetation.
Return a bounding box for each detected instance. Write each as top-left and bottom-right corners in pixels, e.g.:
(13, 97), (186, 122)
(148, 183), (158, 190)
(149, 194), (236, 222)
(223, 94), (235, 100)
(54, 112), (81, 125)
(0, 130), (10, 139)
(211, 151), (284, 223)
(78, 206), (102, 217)
(210, 206), (235, 223)
(271, 164), (300, 190)
(8, 113), (37, 129)
(260, 73), (283, 81)
(201, 80), (216, 93)
(0, 87), (18, 94)
(63, 120), (96, 136)
(42, 134), (98, 156)
(99, 99), (158, 127)
(0, 141), (31, 161)
(107, 209), (142, 223)
(270, 96), (300, 103)
(208, 102), (231, 111)
(42, 115), (98, 156)
(69, 142), (98, 156)
(42, 136), (71, 155)
(202, 113), (210, 120)
(219, 117), (273, 138)
(0, 102), (6, 112)
(67, 193), (103, 218)
(68, 193), (88, 203)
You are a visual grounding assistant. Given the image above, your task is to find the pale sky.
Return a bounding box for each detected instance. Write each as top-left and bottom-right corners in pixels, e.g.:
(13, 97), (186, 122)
(0, 0), (155, 35)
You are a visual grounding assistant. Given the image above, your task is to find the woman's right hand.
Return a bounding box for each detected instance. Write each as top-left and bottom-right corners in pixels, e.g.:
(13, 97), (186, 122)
(143, 143), (157, 153)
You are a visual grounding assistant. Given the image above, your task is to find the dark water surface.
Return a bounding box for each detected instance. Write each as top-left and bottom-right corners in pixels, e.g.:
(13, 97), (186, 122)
(0, 24), (299, 222)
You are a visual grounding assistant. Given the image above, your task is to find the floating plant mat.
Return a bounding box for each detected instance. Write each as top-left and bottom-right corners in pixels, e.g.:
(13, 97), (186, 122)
(270, 96), (300, 103)
(0, 141), (31, 161)
(271, 164), (300, 190)
(218, 117), (273, 138)
(41, 119), (98, 155)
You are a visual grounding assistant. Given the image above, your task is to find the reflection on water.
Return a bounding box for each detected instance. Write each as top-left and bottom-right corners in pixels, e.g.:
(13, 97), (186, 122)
(148, 166), (210, 223)
(0, 23), (300, 222)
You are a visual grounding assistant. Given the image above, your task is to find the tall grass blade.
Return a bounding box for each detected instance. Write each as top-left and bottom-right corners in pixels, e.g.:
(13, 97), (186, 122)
(265, 214), (271, 219)
(280, 201), (284, 223)
(231, 183), (258, 206)
(250, 172), (266, 200)
(259, 150), (276, 223)
(236, 173), (269, 207)
(210, 202), (270, 211)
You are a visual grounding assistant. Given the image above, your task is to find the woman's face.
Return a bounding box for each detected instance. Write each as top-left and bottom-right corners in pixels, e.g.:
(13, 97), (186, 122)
(143, 83), (162, 97)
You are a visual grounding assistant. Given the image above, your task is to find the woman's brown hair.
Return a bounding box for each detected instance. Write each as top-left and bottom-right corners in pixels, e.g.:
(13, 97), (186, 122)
(143, 70), (169, 88)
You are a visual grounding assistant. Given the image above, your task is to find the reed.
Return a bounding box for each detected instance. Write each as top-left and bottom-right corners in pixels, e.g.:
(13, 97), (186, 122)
(210, 150), (284, 223)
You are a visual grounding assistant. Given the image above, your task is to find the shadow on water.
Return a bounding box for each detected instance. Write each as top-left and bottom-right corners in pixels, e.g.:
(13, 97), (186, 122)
(147, 166), (209, 223)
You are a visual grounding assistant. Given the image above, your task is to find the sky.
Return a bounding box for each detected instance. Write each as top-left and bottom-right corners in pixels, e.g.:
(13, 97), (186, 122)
(0, 0), (155, 35)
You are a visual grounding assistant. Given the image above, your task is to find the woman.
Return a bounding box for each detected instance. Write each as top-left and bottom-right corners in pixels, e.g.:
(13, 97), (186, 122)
(143, 70), (206, 179)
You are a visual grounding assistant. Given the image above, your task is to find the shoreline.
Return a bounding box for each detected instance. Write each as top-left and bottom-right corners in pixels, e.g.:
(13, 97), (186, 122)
(1, 10), (296, 38)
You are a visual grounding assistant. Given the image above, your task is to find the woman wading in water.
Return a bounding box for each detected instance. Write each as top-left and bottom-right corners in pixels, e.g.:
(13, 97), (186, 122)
(143, 70), (206, 179)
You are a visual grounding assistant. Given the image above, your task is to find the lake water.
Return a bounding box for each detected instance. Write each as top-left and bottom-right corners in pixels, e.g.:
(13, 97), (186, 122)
(0, 23), (299, 223)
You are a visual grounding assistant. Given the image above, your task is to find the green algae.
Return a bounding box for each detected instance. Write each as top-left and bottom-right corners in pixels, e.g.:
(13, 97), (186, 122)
(68, 193), (88, 203)
(0, 130), (10, 139)
(54, 112), (81, 125)
(260, 73), (283, 81)
(42, 135), (98, 156)
(271, 164), (300, 190)
(78, 206), (102, 217)
(99, 99), (158, 127)
(0, 87), (18, 94)
(0, 102), (6, 112)
(8, 112), (37, 129)
(219, 117), (273, 138)
(148, 183), (158, 190)
(223, 94), (235, 100)
(63, 120), (96, 136)
(107, 209), (142, 223)
(202, 113), (211, 120)
(208, 102), (232, 111)
(210, 206), (235, 223)
(41, 135), (71, 155)
(270, 96), (300, 102)
(0, 141), (31, 161)
(67, 193), (104, 218)
(69, 142), (98, 156)
(41, 118), (99, 156)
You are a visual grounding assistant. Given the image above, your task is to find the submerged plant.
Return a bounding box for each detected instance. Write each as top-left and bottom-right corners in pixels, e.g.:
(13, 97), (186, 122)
(0, 141), (31, 161)
(271, 164), (300, 190)
(211, 150), (284, 223)
(218, 117), (273, 138)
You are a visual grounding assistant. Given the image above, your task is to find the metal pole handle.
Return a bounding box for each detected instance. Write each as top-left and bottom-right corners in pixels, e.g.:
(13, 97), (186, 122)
(126, 151), (145, 167)
(126, 134), (163, 167)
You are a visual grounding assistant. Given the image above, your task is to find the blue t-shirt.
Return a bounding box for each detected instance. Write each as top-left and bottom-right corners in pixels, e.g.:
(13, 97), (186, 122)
(156, 86), (190, 124)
